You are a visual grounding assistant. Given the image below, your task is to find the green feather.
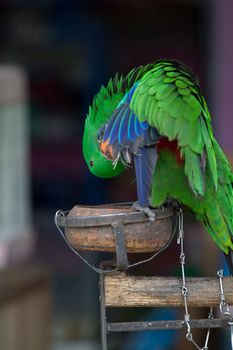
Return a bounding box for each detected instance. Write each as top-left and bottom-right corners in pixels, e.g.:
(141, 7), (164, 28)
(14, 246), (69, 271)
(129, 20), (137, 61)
(155, 108), (165, 130)
(200, 118), (218, 189)
(152, 149), (233, 254)
(148, 99), (158, 127)
(163, 77), (176, 84)
(178, 87), (190, 96)
(175, 80), (187, 89)
(183, 147), (205, 195)
(164, 93), (184, 117)
(157, 91), (179, 113)
(166, 71), (180, 78)
(161, 113), (176, 140)
(156, 84), (176, 100)
(158, 94), (183, 118)
(151, 150), (204, 213)
(185, 102), (202, 121)
(164, 65), (176, 71)
(148, 85), (157, 96)
(177, 76), (192, 85)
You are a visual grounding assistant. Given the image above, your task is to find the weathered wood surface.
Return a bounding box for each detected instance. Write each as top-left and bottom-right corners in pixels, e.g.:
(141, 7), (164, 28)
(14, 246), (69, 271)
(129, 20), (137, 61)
(104, 273), (233, 307)
(65, 204), (174, 253)
(107, 319), (230, 331)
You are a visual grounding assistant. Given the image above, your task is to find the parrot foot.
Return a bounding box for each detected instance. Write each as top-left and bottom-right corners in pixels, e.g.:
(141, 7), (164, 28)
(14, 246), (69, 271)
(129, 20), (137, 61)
(158, 204), (165, 212)
(132, 202), (155, 222)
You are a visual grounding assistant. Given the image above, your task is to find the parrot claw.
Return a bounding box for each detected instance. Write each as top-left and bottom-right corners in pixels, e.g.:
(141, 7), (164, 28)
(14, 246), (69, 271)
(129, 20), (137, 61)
(159, 204), (165, 212)
(132, 202), (155, 222)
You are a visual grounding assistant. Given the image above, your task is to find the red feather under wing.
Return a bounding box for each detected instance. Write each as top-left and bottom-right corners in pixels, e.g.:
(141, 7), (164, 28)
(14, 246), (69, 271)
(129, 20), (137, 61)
(157, 138), (183, 165)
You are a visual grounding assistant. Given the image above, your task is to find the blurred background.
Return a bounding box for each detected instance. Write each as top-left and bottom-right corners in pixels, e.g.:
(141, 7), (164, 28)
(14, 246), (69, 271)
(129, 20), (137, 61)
(0, 0), (232, 349)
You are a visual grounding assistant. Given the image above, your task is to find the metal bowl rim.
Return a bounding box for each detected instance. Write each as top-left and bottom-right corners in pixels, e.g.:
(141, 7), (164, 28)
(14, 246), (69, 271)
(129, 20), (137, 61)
(56, 203), (175, 228)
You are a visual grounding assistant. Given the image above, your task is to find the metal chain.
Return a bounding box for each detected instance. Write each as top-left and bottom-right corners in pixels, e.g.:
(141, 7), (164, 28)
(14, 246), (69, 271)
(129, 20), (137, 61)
(217, 269), (233, 350)
(217, 269), (232, 318)
(177, 208), (213, 350)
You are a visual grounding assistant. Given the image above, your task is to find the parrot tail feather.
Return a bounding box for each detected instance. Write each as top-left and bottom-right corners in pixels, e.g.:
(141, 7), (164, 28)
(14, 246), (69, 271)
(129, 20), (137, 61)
(224, 252), (233, 276)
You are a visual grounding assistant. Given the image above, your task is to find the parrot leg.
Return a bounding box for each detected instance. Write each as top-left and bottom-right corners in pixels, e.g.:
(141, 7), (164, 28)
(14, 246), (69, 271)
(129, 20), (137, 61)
(158, 204), (165, 212)
(157, 199), (175, 212)
(132, 201), (155, 221)
(133, 146), (158, 221)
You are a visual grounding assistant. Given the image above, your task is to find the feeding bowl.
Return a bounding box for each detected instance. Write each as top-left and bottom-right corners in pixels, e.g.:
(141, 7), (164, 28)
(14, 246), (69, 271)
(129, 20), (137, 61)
(56, 203), (175, 253)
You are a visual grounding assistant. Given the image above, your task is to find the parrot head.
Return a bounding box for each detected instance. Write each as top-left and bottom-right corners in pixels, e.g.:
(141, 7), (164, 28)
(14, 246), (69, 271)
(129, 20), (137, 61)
(82, 83), (126, 178)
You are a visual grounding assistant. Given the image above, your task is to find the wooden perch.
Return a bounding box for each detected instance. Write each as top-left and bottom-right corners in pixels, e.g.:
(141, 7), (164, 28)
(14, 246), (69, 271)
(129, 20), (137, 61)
(104, 272), (233, 307)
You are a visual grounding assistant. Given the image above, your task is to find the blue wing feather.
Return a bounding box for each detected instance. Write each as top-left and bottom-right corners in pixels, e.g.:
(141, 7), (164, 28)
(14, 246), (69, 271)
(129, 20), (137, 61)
(100, 82), (160, 154)
(141, 121), (149, 130)
(103, 109), (118, 142)
(134, 116), (143, 137)
(118, 106), (130, 145)
(127, 113), (135, 141)
(108, 107), (125, 144)
(126, 82), (139, 102)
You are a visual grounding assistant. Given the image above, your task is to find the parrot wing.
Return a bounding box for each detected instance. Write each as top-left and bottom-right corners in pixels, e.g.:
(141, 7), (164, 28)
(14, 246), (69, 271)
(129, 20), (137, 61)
(98, 83), (160, 165)
(129, 60), (218, 196)
(98, 84), (161, 207)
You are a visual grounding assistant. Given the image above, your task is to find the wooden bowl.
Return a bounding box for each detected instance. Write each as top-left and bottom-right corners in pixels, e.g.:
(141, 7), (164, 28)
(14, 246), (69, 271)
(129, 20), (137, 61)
(57, 203), (175, 253)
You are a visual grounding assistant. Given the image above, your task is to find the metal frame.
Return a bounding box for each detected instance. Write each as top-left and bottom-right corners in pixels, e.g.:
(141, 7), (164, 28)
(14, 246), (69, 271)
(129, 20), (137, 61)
(99, 271), (107, 350)
(99, 262), (232, 350)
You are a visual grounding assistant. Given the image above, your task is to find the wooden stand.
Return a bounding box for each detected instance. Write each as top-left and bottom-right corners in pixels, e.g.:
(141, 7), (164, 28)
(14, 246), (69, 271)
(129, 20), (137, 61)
(99, 269), (233, 350)
(55, 203), (233, 349)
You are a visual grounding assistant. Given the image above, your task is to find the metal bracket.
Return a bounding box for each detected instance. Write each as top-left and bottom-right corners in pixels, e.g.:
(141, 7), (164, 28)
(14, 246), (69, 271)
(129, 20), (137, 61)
(100, 270), (107, 350)
(111, 221), (128, 271)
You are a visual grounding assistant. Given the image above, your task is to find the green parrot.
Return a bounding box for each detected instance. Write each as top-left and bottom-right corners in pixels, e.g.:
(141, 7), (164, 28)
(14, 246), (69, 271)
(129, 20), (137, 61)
(82, 59), (233, 274)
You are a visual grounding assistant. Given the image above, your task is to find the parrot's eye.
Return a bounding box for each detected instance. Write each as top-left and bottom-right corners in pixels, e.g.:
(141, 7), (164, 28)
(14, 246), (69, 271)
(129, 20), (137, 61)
(89, 160), (94, 167)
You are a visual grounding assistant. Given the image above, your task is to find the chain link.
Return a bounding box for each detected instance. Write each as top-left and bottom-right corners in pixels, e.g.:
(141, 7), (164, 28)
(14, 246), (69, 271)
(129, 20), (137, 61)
(177, 208), (213, 350)
(217, 269), (233, 350)
(217, 269), (233, 318)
